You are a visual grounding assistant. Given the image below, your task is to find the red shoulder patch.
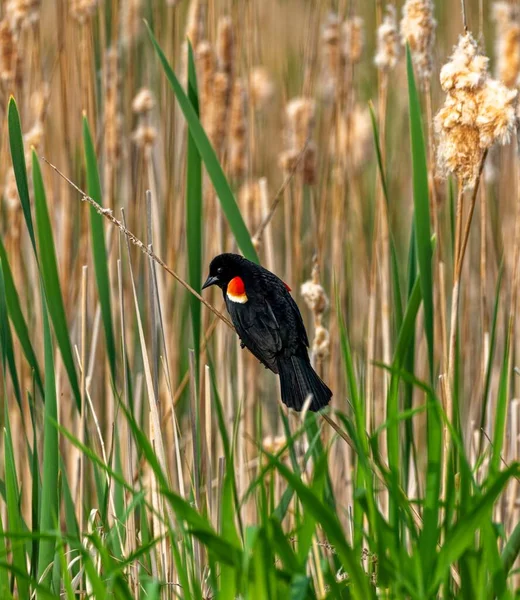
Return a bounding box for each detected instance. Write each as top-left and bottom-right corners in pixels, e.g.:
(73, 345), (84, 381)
(284, 282), (292, 292)
(228, 276), (246, 296)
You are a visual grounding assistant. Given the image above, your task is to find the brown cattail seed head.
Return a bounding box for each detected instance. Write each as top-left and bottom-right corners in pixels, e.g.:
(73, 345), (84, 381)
(24, 121), (44, 149)
(131, 124), (157, 150)
(249, 66), (275, 111)
(121, 0), (142, 47)
(286, 97), (315, 150)
(0, 18), (16, 82)
(435, 33), (517, 187)
(217, 16), (234, 77)
(6, 0), (40, 30)
(186, 0), (203, 49)
(229, 79), (248, 180)
(375, 5), (400, 71)
(330, 103), (373, 173)
(70, 0), (98, 23)
(312, 325), (330, 359)
(196, 41), (215, 124)
(492, 2), (520, 88)
(400, 0), (436, 81)
(278, 149), (300, 173)
(343, 16), (364, 64)
(303, 141), (317, 186)
(321, 13), (343, 98)
(132, 87), (155, 115)
(301, 277), (329, 315)
(208, 71), (230, 155)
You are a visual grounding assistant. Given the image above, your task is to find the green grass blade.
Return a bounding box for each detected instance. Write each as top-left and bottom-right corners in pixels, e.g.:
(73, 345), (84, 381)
(406, 44), (434, 382)
(186, 42), (203, 359)
(36, 294), (59, 592)
(0, 263), (22, 408)
(32, 152), (81, 410)
(146, 22), (259, 263)
(490, 328), (511, 475)
(0, 240), (43, 396)
(501, 519), (520, 579)
(7, 97), (37, 255)
(83, 116), (117, 381)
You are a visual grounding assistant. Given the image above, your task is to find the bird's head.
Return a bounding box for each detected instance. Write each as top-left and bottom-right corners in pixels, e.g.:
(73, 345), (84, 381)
(202, 253), (246, 291)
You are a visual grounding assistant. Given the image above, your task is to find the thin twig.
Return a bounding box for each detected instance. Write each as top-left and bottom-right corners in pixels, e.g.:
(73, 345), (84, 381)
(460, 0), (468, 33)
(253, 139), (309, 243)
(40, 156), (234, 330)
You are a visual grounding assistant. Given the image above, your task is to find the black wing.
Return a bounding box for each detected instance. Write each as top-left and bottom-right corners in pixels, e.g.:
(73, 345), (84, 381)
(225, 296), (282, 373)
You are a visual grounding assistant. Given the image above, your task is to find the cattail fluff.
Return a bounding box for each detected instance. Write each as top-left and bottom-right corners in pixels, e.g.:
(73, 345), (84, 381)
(70, 0), (97, 23)
(435, 33), (517, 187)
(103, 49), (122, 197)
(121, 0), (142, 47)
(249, 66), (275, 111)
(195, 41), (215, 126)
(238, 180), (261, 231)
(400, 0), (436, 81)
(132, 87), (156, 155)
(229, 79), (248, 181)
(208, 71), (230, 155)
(0, 18), (16, 83)
(216, 15), (234, 78)
(343, 16), (364, 64)
(492, 2), (520, 88)
(321, 13), (343, 99)
(330, 103), (373, 173)
(186, 0), (203, 49)
(375, 5), (400, 71)
(301, 260), (330, 360)
(6, 0), (40, 30)
(280, 97), (317, 183)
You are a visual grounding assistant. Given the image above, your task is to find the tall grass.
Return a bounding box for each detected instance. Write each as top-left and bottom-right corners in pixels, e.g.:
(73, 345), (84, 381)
(0, 1), (518, 598)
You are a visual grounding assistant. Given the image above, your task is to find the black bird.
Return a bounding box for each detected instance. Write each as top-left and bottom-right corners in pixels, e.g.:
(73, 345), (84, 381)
(202, 253), (332, 412)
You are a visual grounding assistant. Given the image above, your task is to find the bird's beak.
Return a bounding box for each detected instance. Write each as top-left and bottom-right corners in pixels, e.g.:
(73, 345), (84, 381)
(202, 275), (219, 290)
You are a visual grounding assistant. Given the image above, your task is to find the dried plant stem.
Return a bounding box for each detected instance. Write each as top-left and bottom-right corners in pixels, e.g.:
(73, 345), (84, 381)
(460, 0), (468, 34)
(41, 156), (235, 330)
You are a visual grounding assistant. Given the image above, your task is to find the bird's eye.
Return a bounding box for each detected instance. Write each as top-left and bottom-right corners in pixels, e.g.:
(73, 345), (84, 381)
(217, 267), (223, 275)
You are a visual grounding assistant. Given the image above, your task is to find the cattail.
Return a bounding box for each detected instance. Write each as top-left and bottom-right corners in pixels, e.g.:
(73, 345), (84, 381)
(301, 260), (330, 361)
(249, 66), (275, 111)
(343, 16), (364, 64)
(104, 49), (121, 174)
(131, 124), (157, 151)
(132, 87), (155, 115)
(186, 0), (203, 49)
(30, 84), (49, 123)
(492, 2), (520, 88)
(375, 5), (400, 71)
(286, 97), (315, 151)
(195, 41), (215, 124)
(303, 141), (317, 185)
(400, 0), (436, 81)
(208, 71), (230, 155)
(330, 103), (373, 173)
(278, 148), (300, 173)
(70, 0), (97, 23)
(229, 79), (248, 180)
(6, 0), (40, 30)
(321, 13), (343, 98)
(238, 180), (261, 230)
(24, 121), (44, 149)
(216, 16), (234, 77)
(435, 33), (517, 187)
(0, 18), (16, 82)
(121, 0), (142, 47)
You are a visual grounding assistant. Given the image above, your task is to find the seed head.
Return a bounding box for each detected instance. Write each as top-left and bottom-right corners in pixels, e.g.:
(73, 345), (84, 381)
(435, 32), (518, 187)
(343, 16), (364, 64)
(217, 16), (234, 77)
(208, 71), (230, 155)
(301, 275), (329, 315)
(0, 18), (16, 82)
(330, 103), (373, 173)
(249, 66), (275, 111)
(196, 41), (215, 124)
(132, 87), (155, 114)
(492, 2), (520, 88)
(229, 79), (248, 180)
(6, 0), (40, 30)
(400, 0), (436, 81)
(312, 325), (330, 359)
(131, 124), (157, 150)
(286, 97), (315, 151)
(375, 5), (400, 71)
(70, 0), (97, 24)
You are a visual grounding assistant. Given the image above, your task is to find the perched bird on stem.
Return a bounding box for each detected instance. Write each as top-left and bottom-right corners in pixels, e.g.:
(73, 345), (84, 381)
(202, 253), (332, 412)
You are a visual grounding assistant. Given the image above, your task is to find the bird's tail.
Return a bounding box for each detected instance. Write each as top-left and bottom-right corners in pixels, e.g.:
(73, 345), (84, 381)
(276, 355), (332, 412)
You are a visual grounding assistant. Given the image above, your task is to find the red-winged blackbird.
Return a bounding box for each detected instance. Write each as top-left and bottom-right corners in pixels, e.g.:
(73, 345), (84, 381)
(202, 253), (332, 412)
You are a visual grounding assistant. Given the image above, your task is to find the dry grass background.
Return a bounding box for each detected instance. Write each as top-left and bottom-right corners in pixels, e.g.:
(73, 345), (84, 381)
(0, 0), (520, 596)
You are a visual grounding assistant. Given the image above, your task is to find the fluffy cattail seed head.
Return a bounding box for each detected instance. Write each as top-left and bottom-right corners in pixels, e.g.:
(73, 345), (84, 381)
(186, 0), (203, 49)
(312, 325), (330, 359)
(131, 124), (157, 150)
(286, 97), (315, 151)
(400, 0), (436, 81)
(343, 16), (364, 64)
(492, 2), (520, 88)
(208, 71), (230, 155)
(132, 87), (155, 114)
(0, 18), (16, 82)
(121, 0), (142, 47)
(301, 276), (329, 315)
(303, 141), (317, 186)
(330, 103), (373, 173)
(217, 16), (234, 77)
(322, 13), (344, 97)
(375, 5), (400, 71)
(229, 79), (248, 180)
(196, 41), (215, 124)
(6, 0), (40, 30)
(249, 66), (275, 111)
(70, 0), (98, 24)
(435, 33), (517, 187)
